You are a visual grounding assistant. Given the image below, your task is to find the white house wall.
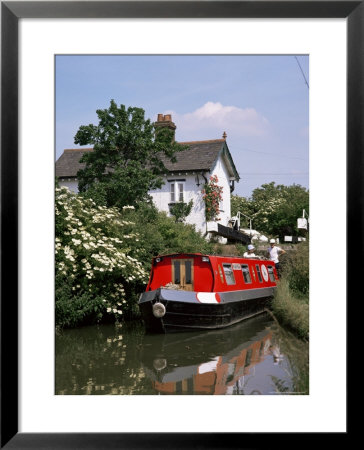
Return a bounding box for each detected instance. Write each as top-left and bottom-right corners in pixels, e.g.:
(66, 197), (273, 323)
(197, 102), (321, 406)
(210, 154), (232, 228)
(149, 154), (233, 237)
(59, 179), (79, 193)
(149, 174), (207, 235)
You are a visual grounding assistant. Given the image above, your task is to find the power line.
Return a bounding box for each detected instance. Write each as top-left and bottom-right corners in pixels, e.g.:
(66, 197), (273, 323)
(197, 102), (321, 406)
(240, 147), (307, 161)
(240, 172), (308, 175)
(294, 56), (309, 89)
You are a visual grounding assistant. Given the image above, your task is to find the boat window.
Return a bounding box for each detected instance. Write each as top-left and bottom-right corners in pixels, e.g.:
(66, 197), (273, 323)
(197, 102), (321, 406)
(185, 260), (192, 284)
(222, 264), (236, 285)
(218, 265), (224, 283)
(171, 258), (194, 290)
(255, 265), (263, 283)
(173, 260), (181, 284)
(267, 265), (276, 281)
(241, 265), (252, 284)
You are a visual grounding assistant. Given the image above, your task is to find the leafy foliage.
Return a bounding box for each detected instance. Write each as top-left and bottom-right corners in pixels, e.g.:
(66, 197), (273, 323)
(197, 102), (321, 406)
(271, 278), (309, 340)
(169, 200), (193, 223)
(281, 240), (309, 297)
(121, 202), (214, 267)
(202, 175), (223, 221)
(75, 100), (186, 208)
(231, 182), (309, 237)
(55, 186), (148, 328)
(272, 241), (309, 340)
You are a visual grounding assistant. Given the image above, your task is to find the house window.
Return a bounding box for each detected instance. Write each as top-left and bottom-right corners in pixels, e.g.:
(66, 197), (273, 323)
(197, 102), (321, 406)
(169, 180), (185, 203)
(222, 263), (236, 285)
(241, 265), (252, 284)
(170, 183), (175, 203)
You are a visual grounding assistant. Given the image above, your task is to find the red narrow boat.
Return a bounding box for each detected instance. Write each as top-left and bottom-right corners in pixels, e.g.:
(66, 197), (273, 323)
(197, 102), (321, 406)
(138, 253), (278, 333)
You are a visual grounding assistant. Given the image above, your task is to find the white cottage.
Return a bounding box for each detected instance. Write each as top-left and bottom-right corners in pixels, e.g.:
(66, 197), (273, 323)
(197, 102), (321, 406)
(56, 114), (249, 243)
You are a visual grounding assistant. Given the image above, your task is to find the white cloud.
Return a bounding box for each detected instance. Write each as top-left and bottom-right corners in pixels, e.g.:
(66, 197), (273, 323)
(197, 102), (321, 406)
(164, 102), (269, 139)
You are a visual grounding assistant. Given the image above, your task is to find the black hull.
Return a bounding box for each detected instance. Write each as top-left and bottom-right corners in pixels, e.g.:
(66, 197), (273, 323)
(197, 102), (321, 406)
(138, 288), (273, 333)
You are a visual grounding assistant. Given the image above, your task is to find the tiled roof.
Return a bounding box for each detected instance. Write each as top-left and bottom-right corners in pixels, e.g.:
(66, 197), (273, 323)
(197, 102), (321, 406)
(55, 148), (92, 178)
(160, 139), (225, 172)
(55, 140), (239, 180)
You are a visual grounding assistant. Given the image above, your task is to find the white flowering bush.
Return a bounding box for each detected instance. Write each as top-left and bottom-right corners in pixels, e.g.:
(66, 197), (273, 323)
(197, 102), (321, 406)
(55, 186), (148, 328)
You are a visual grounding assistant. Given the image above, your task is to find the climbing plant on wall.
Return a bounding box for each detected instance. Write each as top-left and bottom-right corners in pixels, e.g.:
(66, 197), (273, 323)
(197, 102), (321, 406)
(202, 175), (223, 221)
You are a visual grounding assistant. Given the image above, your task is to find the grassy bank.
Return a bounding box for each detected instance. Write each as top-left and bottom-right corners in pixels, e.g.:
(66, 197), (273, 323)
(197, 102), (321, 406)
(271, 278), (309, 340)
(271, 241), (309, 340)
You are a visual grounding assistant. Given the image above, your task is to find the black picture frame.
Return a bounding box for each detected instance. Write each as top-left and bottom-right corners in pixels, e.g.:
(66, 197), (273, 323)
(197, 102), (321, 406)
(1, 1), (358, 448)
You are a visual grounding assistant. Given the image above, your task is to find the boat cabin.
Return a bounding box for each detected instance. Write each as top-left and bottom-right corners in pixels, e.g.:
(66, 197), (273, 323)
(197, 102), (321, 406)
(146, 253), (277, 293)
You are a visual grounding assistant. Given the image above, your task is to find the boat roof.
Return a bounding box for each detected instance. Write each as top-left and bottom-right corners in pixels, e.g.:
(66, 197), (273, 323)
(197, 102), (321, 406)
(153, 253), (267, 261)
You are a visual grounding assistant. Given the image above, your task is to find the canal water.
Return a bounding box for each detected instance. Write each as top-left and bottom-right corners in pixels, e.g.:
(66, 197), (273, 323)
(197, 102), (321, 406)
(55, 313), (309, 395)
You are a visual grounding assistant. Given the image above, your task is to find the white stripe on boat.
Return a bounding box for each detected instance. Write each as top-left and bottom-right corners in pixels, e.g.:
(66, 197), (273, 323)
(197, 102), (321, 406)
(196, 292), (220, 304)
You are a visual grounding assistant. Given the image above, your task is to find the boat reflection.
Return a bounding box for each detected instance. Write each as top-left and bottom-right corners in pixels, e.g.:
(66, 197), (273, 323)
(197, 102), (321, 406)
(141, 313), (276, 395)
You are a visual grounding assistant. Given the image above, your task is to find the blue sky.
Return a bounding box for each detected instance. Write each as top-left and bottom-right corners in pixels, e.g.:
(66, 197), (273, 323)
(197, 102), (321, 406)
(56, 55), (309, 198)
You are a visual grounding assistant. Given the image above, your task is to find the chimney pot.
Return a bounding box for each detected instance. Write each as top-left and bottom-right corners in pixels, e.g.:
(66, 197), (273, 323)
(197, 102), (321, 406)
(154, 112), (176, 141)
(222, 131), (227, 139)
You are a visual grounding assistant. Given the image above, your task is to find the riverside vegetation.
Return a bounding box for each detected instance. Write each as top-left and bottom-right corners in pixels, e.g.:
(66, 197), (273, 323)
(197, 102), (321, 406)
(271, 241), (309, 340)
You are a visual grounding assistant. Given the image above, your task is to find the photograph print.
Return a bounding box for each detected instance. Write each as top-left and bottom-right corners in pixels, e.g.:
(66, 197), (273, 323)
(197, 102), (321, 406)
(55, 55), (309, 396)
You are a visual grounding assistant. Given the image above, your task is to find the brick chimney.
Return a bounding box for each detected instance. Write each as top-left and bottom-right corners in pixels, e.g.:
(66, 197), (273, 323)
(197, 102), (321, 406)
(154, 114), (176, 141)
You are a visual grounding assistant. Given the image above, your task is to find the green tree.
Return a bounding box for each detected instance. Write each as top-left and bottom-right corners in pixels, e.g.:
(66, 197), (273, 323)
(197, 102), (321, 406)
(251, 182), (309, 236)
(230, 195), (255, 227)
(75, 100), (186, 208)
(270, 184), (309, 236)
(231, 182), (309, 237)
(169, 200), (193, 223)
(250, 182), (287, 233)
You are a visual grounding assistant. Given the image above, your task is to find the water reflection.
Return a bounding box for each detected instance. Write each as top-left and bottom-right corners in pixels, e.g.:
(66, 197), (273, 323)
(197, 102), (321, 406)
(55, 313), (308, 395)
(142, 315), (274, 394)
